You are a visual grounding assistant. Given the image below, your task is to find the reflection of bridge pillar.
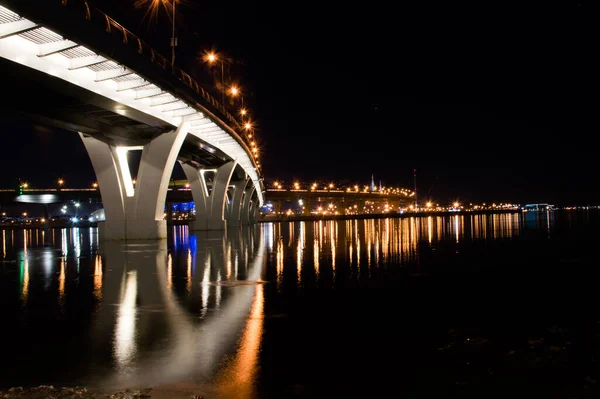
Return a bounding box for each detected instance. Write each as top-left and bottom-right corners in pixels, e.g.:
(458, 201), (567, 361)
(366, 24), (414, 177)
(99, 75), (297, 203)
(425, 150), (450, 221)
(89, 240), (167, 364)
(79, 122), (188, 240)
(241, 186), (256, 225)
(181, 160), (236, 231)
(227, 176), (250, 227)
(249, 202), (259, 223)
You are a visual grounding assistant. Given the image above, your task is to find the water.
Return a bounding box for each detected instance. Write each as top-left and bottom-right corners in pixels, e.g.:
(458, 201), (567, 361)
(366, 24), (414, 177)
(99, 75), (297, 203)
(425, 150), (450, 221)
(1, 210), (600, 398)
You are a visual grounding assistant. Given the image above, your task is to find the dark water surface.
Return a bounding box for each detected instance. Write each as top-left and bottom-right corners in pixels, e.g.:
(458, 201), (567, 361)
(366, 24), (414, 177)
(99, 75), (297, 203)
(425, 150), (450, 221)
(2, 210), (600, 398)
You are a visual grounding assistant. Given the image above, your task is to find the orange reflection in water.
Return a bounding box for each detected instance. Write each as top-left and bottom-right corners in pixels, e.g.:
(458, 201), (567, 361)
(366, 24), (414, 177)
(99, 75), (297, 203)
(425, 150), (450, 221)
(214, 282), (264, 398)
(20, 257), (29, 303)
(94, 254), (103, 301)
(21, 230), (29, 303)
(58, 258), (66, 307)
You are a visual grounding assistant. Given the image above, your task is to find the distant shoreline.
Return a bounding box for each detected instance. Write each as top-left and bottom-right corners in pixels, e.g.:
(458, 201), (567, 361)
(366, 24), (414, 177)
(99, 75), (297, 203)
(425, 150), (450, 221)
(257, 208), (523, 223)
(0, 208), (568, 230)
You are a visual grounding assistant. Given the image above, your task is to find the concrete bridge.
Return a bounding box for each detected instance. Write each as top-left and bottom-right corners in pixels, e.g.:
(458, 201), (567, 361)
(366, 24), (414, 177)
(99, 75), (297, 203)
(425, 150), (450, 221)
(0, 0), (264, 240)
(265, 188), (413, 215)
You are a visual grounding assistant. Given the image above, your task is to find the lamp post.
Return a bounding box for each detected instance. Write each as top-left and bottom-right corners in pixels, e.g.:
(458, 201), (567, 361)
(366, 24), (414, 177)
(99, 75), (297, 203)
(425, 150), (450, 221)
(205, 52), (225, 106)
(170, 0), (176, 66)
(144, 0), (177, 66)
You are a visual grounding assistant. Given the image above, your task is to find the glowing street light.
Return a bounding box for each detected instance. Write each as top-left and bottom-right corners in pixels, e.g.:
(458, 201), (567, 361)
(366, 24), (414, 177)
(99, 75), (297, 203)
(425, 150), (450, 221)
(140, 0), (178, 66)
(203, 51), (225, 106)
(57, 178), (64, 187)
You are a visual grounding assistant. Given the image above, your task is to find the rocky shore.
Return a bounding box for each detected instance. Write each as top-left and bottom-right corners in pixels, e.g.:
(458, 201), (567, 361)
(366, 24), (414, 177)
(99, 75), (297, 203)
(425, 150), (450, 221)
(0, 386), (205, 399)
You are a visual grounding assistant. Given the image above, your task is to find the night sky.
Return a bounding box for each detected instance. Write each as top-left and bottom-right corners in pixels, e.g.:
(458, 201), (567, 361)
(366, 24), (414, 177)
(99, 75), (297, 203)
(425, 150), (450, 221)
(0, 0), (597, 206)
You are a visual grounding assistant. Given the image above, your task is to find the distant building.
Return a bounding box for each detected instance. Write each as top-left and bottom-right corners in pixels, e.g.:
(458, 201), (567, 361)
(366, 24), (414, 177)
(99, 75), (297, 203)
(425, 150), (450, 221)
(523, 203), (555, 211)
(370, 174), (376, 192)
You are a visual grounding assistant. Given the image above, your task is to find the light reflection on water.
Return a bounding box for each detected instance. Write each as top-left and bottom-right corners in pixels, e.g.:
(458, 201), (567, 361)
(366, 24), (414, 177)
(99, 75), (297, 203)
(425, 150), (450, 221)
(0, 211), (562, 397)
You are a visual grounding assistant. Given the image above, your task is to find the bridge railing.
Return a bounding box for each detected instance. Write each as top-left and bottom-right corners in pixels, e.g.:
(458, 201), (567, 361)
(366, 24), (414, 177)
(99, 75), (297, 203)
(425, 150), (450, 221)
(60, 0), (242, 131)
(4, 0), (258, 173)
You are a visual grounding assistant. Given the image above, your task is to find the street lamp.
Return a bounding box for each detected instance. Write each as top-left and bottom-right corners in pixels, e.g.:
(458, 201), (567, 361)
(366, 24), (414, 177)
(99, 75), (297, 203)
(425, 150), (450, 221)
(170, 0), (176, 66)
(142, 0), (177, 66)
(204, 51), (225, 106)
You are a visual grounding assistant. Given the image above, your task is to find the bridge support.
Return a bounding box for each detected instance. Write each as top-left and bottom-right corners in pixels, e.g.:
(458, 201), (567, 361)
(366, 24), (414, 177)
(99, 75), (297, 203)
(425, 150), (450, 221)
(250, 202), (259, 223)
(80, 122), (188, 240)
(240, 186), (256, 225)
(227, 176), (250, 227)
(181, 160), (236, 231)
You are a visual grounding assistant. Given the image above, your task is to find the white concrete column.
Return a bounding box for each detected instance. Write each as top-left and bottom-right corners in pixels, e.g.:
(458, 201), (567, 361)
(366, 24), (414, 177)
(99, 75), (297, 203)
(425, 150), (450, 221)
(183, 160), (237, 231)
(249, 201), (259, 223)
(240, 185), (256, 225)
(80, 122), (188, 240)
(79, 133), (127, 240)
(128, 122), (189, 239)
(180, 162), (209, 219)
(227, 176), (250, 227)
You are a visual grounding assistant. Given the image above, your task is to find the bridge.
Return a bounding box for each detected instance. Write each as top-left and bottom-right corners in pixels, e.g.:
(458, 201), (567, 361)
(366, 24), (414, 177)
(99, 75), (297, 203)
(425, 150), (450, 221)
(263, 180), (414, 216)
(0, 176), (416, 218)
(0, 0), (264, 240)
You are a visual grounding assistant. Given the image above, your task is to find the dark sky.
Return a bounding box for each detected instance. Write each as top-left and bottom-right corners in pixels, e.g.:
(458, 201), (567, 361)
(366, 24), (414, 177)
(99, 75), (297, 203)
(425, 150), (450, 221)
(0, 0), (598, 206)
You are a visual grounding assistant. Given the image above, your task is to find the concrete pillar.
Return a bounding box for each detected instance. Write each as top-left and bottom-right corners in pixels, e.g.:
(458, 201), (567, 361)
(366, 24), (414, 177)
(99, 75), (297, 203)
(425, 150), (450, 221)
(79, 133), (127, 240)
(249, 202), (259, 223)
(130, 124), (188, 238)
(303, 197), (313, 216)
(80, 122), (188, 240)
(272, 200), (283, 216)
(227, 176), (250, 227)
(182, 160), (237, 231)
(241, 186), (256, 225)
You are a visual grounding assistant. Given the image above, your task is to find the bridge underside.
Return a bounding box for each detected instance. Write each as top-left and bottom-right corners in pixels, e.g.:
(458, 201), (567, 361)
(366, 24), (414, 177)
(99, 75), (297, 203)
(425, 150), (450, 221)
(0, 57), (230, 167)
(0, 56), (259, 240)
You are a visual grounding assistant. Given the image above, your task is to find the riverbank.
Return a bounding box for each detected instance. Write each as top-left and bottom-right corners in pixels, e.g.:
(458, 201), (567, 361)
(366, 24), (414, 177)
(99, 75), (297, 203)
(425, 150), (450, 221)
(258, 208), (522, 223)
(0, 210), (525, 230)
(0, 384), (209, 399)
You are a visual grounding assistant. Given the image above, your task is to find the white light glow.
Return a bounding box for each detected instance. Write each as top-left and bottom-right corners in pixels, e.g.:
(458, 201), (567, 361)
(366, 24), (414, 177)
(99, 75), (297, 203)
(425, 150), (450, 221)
(115, 146), (143, 197)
